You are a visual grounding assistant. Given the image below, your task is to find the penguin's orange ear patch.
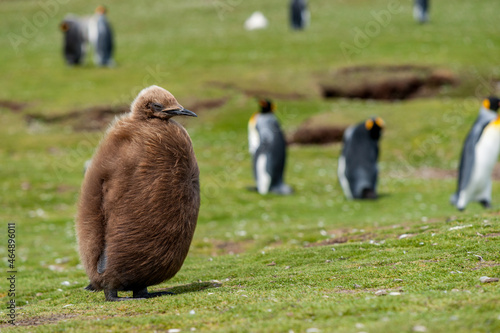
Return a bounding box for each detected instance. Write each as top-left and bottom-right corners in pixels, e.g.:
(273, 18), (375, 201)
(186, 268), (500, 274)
(365, 119), (374, 130)
(96, 5), (107, 14)
(483, 99), (491, 110)
(249, 113), (258, 125)
(375, 117), (385, 128)
(271, 102), (276, 111)
(259, 100), (267, 108)
(60, 22), (70, 32)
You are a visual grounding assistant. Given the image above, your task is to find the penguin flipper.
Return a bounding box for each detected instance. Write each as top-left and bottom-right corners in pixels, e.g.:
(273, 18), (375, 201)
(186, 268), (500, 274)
(97, 245), (107, 274)
(457, 116), (494, 194)
(84, 283), (99, 291)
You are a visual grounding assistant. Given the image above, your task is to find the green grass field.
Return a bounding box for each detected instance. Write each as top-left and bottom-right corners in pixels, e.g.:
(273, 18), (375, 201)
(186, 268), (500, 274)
(1, 0), (500, 332)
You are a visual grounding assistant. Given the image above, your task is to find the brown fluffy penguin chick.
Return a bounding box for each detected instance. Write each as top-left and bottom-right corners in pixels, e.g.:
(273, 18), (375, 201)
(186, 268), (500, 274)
(76, 85), (200, 302)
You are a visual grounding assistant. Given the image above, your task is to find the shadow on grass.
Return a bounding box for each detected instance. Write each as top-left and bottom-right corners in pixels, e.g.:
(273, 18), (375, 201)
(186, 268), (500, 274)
(154, 281), (222, 295)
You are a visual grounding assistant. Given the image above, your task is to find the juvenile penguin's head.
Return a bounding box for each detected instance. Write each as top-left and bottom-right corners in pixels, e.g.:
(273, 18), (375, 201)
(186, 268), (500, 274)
(365, 117), (384, 140)
(483, 97), (500, 112)
(258, 99), (275, 114)
(131, 85), (197, 121)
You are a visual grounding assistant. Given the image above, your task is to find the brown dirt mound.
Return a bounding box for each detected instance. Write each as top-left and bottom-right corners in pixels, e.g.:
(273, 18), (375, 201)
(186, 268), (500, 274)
(0, 314), (77, 327)
(26, 105), (129, 131)
(0, 100), (28, 112)
(320, 65), (458, 100)
(25, 97), (227, 131)
(288, 119), (347, 145)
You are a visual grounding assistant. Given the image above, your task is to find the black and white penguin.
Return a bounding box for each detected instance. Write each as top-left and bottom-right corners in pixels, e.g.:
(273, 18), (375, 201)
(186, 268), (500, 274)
(290, 0), (309, 30)
(450, 97), (500, 211)
(60, 15), (86, 65)
(248, 99), (292, 195)
(413, 0), (429, 23)
(338, 117), (384, 199)
(88, 5), (114, 67)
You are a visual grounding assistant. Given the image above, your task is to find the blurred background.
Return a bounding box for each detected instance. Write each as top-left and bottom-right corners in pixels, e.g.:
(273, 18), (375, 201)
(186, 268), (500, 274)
(1, 0), (500, 318)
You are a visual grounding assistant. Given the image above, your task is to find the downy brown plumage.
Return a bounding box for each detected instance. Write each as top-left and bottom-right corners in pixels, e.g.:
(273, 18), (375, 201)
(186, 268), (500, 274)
(76, 85), (200, 301)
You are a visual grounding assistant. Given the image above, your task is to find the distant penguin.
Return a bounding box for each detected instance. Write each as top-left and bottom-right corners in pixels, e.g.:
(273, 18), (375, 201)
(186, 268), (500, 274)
(338, 117), (384, 199)
(290, 0), (309, 30)
(248, 99), (292, 195)
(60, 15), (86, 65)
(450, 97), (500, 211)
(77, 85), (200, 301)
(413, 0), (429, 23)
(88, 5), (114, 66)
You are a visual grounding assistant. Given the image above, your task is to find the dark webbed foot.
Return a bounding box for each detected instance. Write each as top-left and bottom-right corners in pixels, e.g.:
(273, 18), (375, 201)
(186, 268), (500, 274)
(84, 283), (98, 291)
(479, 200), (491, 209)
(361, 188), (377, 200)
(104, 288), (174, 301)
(105, 289), (133, 301)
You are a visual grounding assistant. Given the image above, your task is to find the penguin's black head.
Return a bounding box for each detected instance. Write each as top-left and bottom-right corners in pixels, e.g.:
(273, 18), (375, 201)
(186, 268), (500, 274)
(131, 85), (197, 121)
(259, 99), (275, 113)
(365, 117), (384, 140)
(483, 97), (500, 112)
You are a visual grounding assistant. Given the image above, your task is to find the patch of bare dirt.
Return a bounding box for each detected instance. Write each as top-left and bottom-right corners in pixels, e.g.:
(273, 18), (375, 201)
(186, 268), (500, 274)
(25, 97), (228, 132)
(26, 105), (129, 131)
(1, 314), (77, 327)
(288, 119), (347, 145)
(320, 65), (458, 100)
(0, 100), (28, 112)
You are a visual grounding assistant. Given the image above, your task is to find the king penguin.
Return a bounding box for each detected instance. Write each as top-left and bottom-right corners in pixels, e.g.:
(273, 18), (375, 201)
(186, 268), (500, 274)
(338, 117), (384, 199)
(60, 15), (86, 65)
(290, 0), (309, 30)
(413, 0), (429, 23)
(248, 99), (292, 195)
(76, 85), (200, 301)
(88, 5), (114, 67)
(450, 97), (500, 211)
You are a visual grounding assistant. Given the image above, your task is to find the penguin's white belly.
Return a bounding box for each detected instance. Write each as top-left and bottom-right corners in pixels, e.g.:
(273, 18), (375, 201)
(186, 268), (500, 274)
(256, 154), (271, 195)
(460, 123), (500, 204)
(248, 125), (260, 155)
(337, 155), (353, 199)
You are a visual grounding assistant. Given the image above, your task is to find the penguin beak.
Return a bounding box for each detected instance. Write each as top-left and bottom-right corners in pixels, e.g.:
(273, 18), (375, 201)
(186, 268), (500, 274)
(162, 108), (197, 117)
